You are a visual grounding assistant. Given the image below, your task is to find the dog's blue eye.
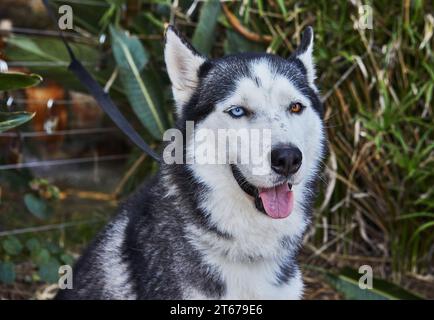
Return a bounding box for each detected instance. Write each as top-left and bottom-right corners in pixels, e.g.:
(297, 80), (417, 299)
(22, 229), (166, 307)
(227, 106), (247, 118)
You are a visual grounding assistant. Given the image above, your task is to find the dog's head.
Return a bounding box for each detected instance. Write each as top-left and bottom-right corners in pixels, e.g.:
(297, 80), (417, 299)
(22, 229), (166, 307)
(164, 26), (326, 220)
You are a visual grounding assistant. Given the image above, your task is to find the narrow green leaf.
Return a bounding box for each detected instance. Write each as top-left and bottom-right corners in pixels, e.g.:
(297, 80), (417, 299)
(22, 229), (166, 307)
(0, 72), (42, 91)
(409, 221), (434, 244)
(143, 12), (165, 30)
(224, 29), (265, 54)
(323, 267), (423, 300)
(5, 35), (124, 95)
(0, 111), (35, 133)
(256, 0), (264, 16)
(398, 212), (434, 220)
(276, 0), (288, 17)
(110, 25), (167, 138)
(192, 0), (221, 55)
(422, 62), (434, 81)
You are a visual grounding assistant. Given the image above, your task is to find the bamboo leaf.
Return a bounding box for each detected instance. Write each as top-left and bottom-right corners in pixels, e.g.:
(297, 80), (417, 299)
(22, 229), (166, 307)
(0, 111), (35, 133)
(0, 72), (42, 91)
(224, 29), (265, 54)
(323, 267), (423, 300)
(276, 0), (288, 17)
(110, 25), (167, 139)
(5, 35), (123, 95)
(7, 35), (81, 64)
(192, 0), (221, 55)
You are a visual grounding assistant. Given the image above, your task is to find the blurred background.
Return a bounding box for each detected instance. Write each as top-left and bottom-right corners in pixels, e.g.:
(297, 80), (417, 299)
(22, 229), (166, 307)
(0, 0), (433, 300)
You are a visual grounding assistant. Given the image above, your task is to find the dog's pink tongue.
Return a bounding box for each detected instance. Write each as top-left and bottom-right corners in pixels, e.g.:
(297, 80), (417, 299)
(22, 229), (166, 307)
(259, 184), (293, 219)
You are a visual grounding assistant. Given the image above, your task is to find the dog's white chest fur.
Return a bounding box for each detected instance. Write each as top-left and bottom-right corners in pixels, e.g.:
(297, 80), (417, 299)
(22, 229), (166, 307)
(183, 164), (308, 300)
(217, 258), (303, 300)
(186, 221), (304, 300)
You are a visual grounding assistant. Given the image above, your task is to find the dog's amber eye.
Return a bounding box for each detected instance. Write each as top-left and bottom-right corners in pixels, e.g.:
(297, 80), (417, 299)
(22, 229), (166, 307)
(289, 102), (303, 114)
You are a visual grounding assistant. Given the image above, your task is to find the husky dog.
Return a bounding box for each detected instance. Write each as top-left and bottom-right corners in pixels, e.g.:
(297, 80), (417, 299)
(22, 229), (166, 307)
(56, 25), (326, 300)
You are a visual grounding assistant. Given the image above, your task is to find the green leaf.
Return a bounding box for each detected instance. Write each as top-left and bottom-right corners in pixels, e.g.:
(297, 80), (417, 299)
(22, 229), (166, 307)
(23, 193), (53, 220)
(192, 0), (221, 55)
(0, 111), (35, 133)
(142, 12), (166, 30)
(5, 35), (123, 95)
(33, 248), (51, 266)
(60, 254), (75, 266)
(224, 29), (265, 55)
(25, 238), (41, 253)
(276, 0), (288, 17)
(323, 267), (423, 300)
(0, 72), (42, 91)
(110, 25), (167, 139)
(398, 212), (434, 220)
(6, 35), (95, 66)
(256, 0), (264, 16)
(38, 258), (61, 283)
(2, 236), (23, 256)
(409, 221), (434, 244)
(0, 261), (16, 284)
(47, 0), (108, 34)
(46, 242), (61, 255)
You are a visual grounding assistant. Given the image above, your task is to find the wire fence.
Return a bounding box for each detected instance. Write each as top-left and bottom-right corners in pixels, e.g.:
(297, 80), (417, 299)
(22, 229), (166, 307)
(0, 219), (104, 237)
(0, 154), (129, 170)
(0, 22), (131, 170)
(0, 127), (118, 138)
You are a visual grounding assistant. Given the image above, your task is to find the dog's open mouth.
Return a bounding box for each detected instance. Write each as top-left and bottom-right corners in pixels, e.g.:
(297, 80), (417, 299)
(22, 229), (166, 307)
(231, 165), (294, 219)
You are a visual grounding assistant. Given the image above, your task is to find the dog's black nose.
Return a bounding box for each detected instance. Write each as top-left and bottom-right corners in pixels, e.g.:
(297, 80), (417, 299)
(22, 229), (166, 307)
(271, 146), (302, 176)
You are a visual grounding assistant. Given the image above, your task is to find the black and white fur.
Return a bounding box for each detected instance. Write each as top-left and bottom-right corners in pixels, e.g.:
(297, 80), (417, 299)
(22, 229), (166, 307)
(56, 26), (326, 300)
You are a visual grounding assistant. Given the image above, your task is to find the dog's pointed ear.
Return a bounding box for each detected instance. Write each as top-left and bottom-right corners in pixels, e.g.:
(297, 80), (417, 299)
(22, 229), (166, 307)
(164, 25), (206, 116)
(292, 26), (316, 88)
